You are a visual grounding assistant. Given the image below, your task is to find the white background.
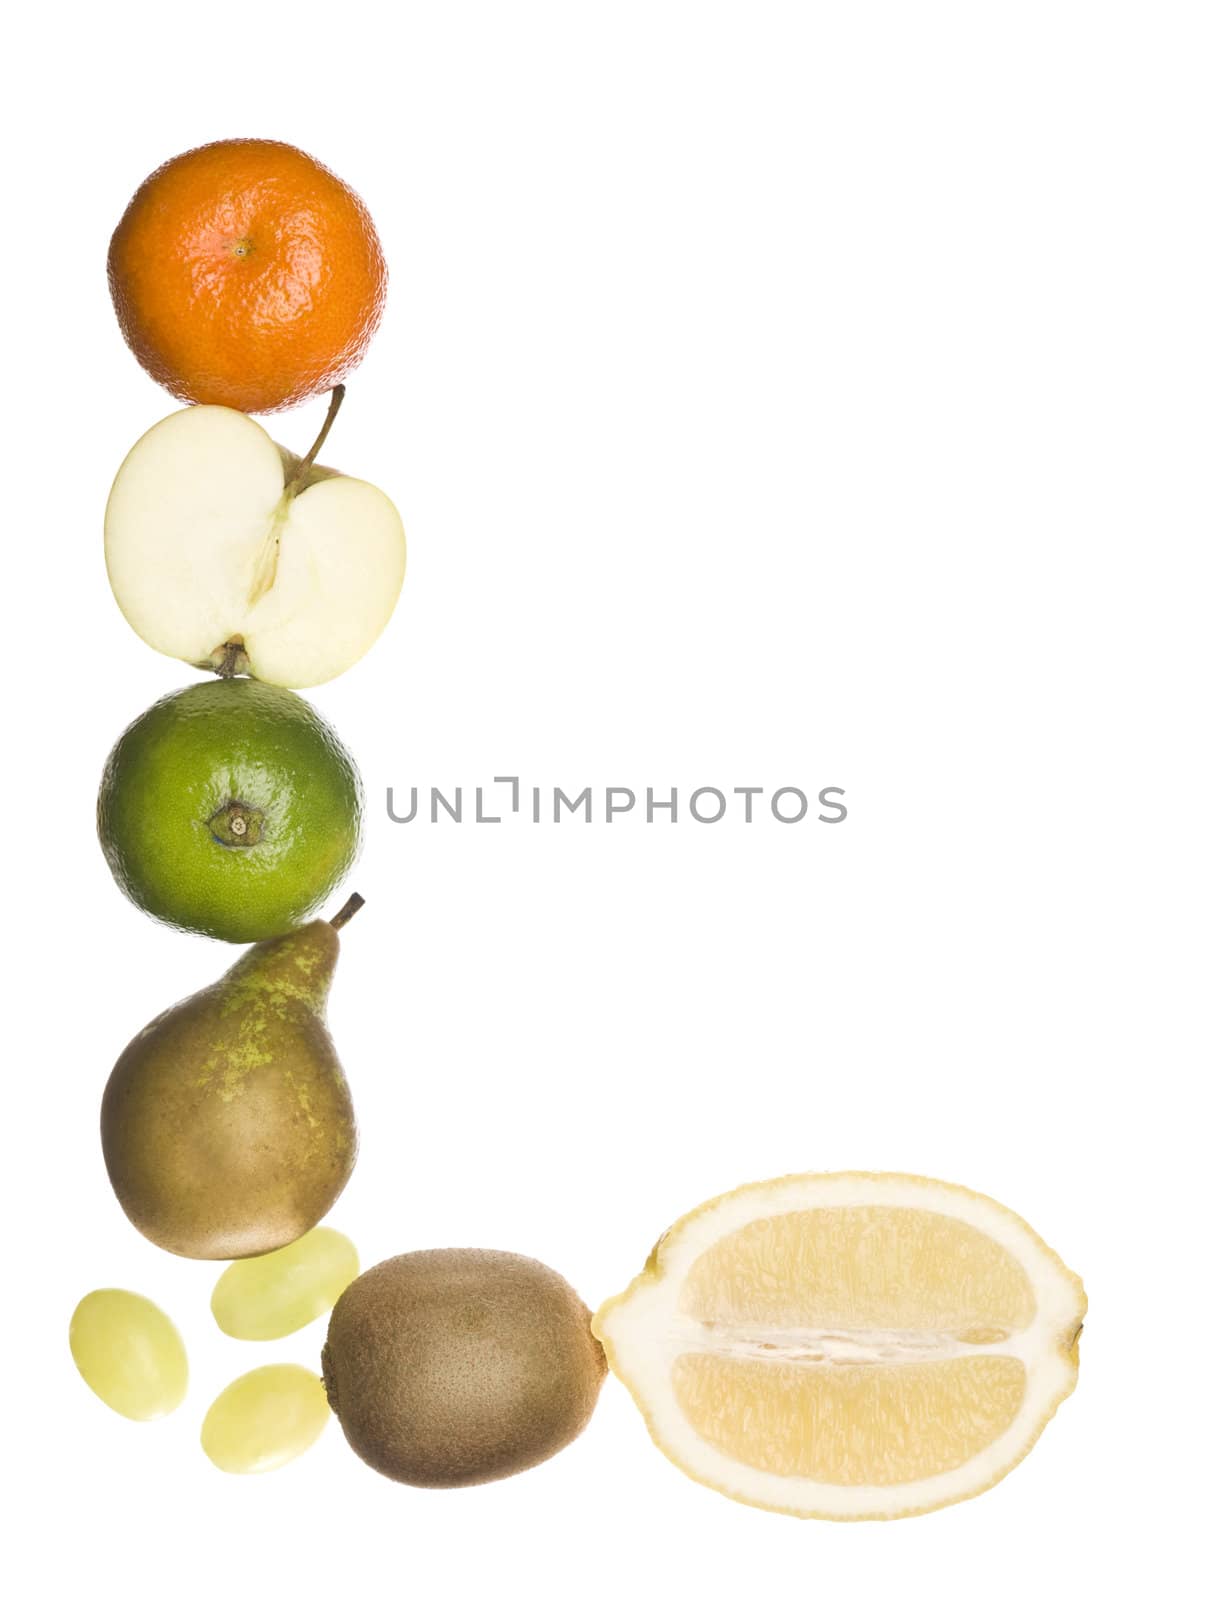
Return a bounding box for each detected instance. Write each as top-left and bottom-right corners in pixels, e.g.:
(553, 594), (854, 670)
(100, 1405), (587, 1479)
(4, 3), (1221, 1595)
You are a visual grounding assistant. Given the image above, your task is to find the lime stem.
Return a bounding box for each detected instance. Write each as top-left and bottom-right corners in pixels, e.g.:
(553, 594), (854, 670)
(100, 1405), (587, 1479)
(208, 799), (264, 847)
(330, 892), (365, 930)
(290, 385), (345, 493)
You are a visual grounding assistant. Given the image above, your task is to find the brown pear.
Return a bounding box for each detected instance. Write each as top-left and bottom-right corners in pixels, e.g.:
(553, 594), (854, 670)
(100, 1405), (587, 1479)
(101, 895), (362, 1260)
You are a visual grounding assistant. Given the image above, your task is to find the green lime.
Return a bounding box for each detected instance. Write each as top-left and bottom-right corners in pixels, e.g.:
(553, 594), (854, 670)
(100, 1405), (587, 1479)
(98, 679), (363, 942)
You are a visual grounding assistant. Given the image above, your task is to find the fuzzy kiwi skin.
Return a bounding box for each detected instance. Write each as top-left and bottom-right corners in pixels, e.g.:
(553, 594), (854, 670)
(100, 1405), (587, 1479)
(321, 1248), (606, 1487)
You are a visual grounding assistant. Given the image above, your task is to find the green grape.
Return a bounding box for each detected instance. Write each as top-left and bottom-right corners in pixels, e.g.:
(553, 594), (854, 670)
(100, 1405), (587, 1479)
(211, 1227), (359, 1340)
(201, 1364), (330, 1473)
(69, 1289), (188, 1421)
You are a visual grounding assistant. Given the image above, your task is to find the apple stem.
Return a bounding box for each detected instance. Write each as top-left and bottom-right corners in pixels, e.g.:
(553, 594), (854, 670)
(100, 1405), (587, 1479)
(215, 638), (248, 678)
(330, 891), (365, 930)
(291, 385), (345, 492)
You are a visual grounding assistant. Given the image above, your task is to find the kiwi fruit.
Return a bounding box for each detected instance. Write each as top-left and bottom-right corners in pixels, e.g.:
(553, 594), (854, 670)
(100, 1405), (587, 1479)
(321, 1248), (606, 1487)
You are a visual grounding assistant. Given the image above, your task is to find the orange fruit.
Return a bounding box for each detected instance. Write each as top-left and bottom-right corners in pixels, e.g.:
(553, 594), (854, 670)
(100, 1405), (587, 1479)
(108, 139), (387, 414)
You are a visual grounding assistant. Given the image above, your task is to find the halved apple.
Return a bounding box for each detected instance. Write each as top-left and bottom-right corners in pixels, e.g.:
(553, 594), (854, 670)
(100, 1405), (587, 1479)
(105, 392), (405, 688)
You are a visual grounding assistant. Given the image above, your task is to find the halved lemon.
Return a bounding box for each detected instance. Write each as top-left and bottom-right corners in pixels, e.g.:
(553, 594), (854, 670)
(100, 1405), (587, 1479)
(594, 1172), (1085, 1520)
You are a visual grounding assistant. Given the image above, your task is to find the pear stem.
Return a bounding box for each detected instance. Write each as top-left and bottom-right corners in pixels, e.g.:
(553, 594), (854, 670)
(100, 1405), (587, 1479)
(330, 892), (365, 930)
(290, 385), (345, 494)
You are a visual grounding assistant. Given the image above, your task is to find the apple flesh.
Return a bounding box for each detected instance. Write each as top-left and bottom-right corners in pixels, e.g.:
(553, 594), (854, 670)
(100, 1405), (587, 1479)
(105, 405), (405, 688)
